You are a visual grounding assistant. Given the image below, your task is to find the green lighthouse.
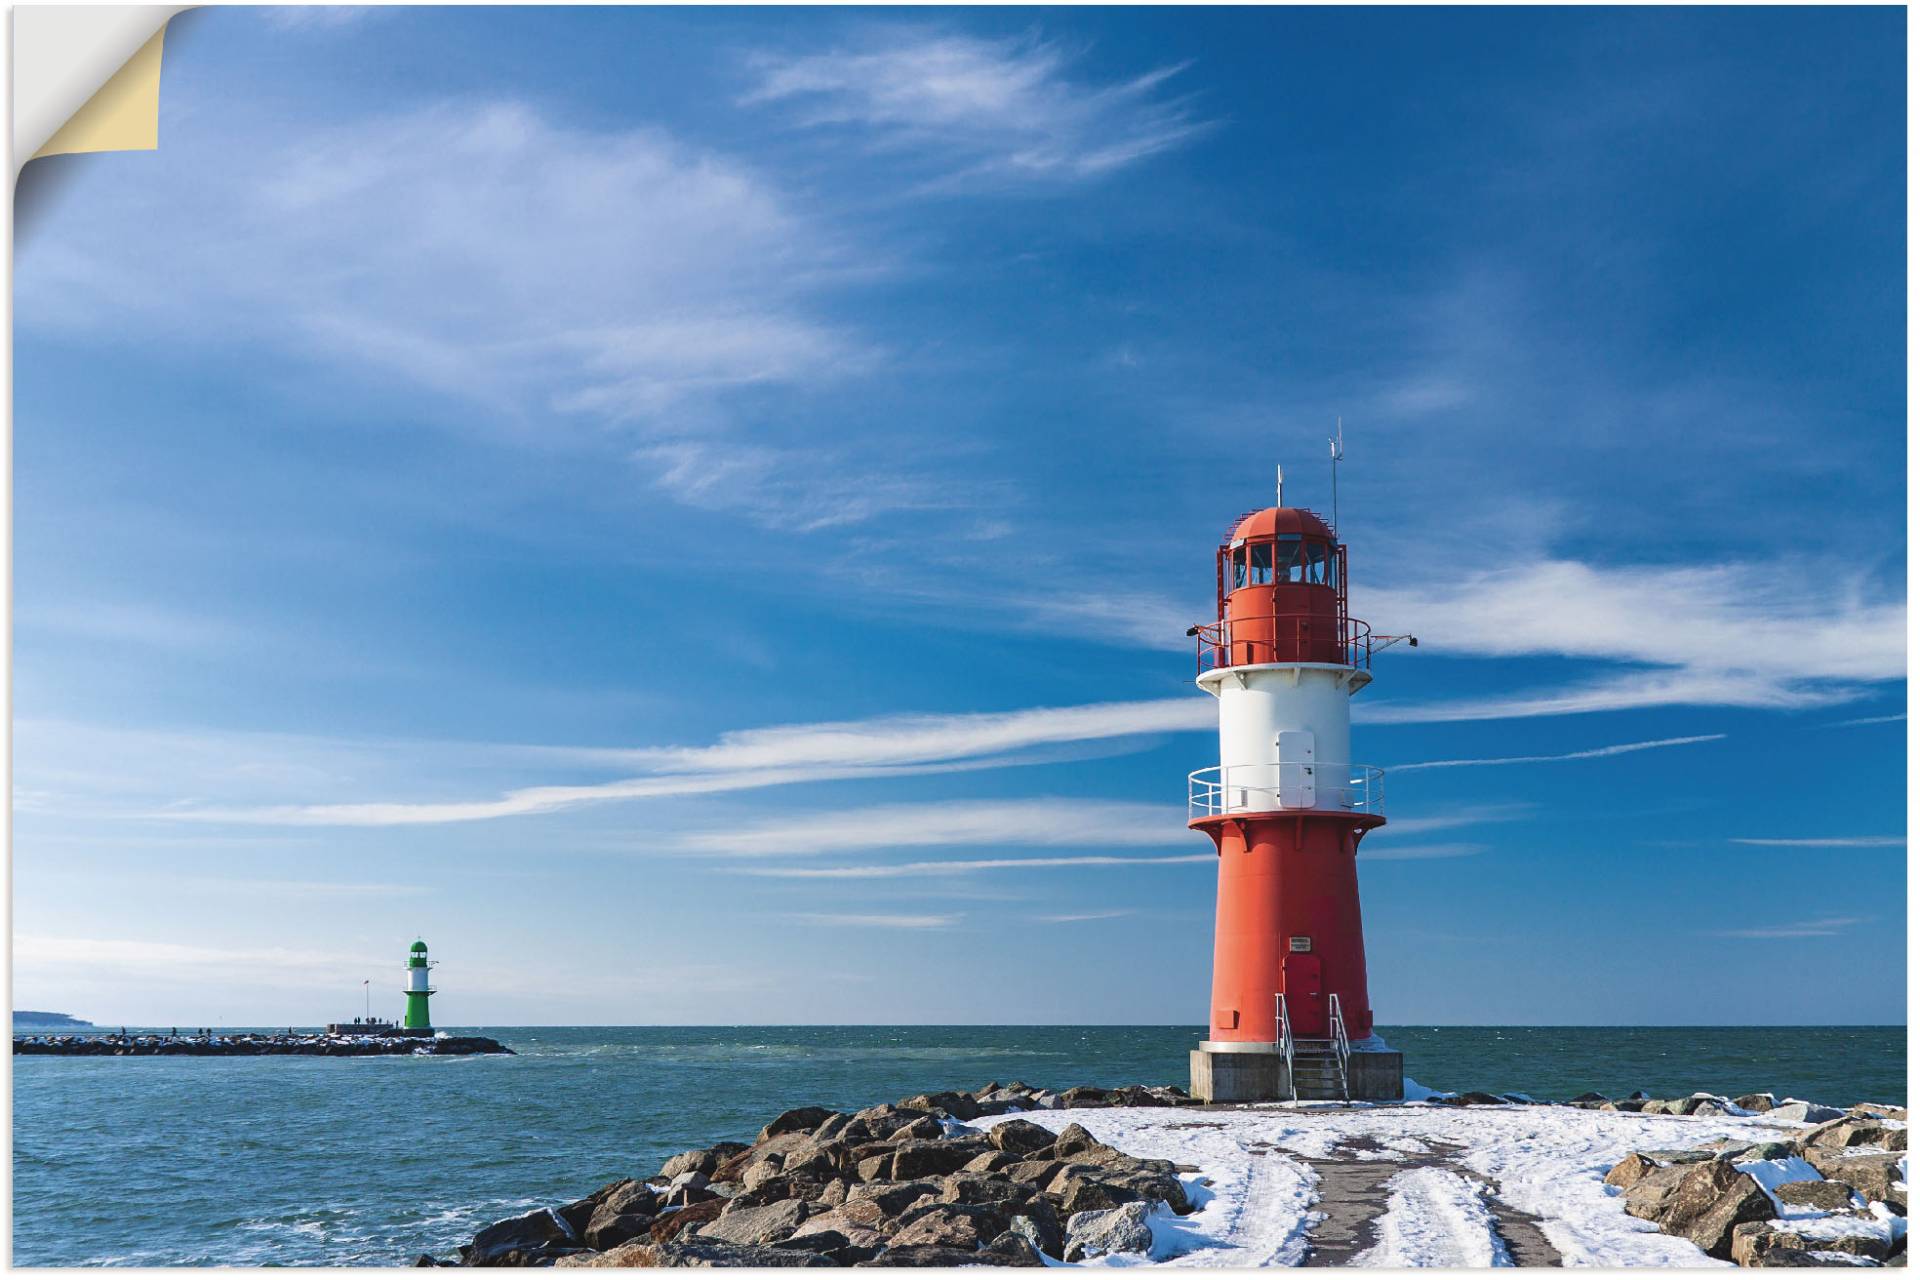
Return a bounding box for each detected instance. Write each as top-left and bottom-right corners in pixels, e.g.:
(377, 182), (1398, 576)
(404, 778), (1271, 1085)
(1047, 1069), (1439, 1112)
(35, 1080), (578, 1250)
(402, 939), (436, 1032)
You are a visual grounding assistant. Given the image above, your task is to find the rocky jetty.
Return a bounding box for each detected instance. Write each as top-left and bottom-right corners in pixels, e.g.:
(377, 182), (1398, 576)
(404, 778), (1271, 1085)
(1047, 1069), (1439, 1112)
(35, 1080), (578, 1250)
(13, 1031), (513, 1057)
(431, 1081), (1200, 1268)
(1599, 1098), (1908, 1267)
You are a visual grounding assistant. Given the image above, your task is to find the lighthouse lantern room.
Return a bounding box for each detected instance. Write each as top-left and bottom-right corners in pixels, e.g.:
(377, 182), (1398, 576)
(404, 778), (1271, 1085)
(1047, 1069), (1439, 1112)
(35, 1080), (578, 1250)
(1186, 468), (1407, 1103)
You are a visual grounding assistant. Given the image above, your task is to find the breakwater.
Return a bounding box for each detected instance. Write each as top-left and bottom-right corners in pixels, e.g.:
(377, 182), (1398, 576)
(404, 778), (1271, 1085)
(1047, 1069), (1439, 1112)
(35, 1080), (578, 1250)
(14, 1031), (512, 1057)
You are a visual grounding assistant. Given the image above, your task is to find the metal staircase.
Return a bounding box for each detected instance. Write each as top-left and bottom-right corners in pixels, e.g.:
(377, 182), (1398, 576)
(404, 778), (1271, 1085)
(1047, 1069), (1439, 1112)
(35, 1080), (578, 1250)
(1276, 992), (1353, 1102)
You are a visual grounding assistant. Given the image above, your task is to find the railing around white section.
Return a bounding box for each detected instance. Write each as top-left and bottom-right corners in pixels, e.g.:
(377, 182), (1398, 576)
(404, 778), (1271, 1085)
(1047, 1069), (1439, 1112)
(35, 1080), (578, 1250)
(1188, 762), (1385, 821)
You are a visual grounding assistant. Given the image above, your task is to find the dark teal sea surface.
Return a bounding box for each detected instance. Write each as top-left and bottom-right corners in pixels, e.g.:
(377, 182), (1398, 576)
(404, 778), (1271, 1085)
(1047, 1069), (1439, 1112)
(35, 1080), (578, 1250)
(11, 1024), (1905, 1266)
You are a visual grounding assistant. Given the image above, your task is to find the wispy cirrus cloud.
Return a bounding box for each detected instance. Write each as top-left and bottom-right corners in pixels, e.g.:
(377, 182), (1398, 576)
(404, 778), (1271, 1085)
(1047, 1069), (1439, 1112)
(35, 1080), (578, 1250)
(1706, 916), (1872, 939)
(1032, 909), (1136, 923)
(742, 31), (1211, 186)
(1826, 712), (1907, 728)
(1728, 836), (1905, 849)
(790, 912), (960, 929)
(744, 854), (1213, 880)
(20, 99), (934, 533)
(1354, 559), (1905, 720)
(1388, 733), (1725, 772)
(158, 699), (1209, 827)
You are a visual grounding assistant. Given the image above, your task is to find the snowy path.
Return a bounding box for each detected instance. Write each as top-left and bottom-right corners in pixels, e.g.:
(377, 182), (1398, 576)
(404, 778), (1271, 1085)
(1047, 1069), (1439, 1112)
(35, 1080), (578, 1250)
(1352, 1167), (1513, 1267)
(970, 1101), (1808, 1267)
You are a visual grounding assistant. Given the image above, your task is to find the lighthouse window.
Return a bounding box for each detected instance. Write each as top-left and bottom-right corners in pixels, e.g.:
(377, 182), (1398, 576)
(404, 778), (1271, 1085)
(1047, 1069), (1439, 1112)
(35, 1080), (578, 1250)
(1273, 536), (1302, 583)
(1304, 541), (1332, 586)
(1248, 541), (1273, 585)
(1232, 550), (1249, 589)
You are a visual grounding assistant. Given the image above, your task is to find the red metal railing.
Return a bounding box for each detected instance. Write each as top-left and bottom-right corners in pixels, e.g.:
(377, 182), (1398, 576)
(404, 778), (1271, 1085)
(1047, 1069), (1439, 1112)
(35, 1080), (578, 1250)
(1192, 612), (1374, 674)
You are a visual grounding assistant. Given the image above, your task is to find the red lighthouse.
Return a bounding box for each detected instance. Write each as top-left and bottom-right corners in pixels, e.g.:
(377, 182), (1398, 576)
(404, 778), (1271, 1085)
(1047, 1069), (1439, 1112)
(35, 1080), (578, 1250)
(1186, 469), (1406, 1102)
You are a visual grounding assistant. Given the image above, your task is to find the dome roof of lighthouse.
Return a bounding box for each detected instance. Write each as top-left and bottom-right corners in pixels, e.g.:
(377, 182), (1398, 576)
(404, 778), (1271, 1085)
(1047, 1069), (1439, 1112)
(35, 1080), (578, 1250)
(1230, 506), (1334, 544)
(410, 940), (428, 953)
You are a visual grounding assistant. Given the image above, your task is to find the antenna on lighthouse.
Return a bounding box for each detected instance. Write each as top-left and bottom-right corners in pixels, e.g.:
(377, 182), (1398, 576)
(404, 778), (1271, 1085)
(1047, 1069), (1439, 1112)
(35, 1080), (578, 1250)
(1329, 417), (1345, 535)
(1275, 464), (1285, 507)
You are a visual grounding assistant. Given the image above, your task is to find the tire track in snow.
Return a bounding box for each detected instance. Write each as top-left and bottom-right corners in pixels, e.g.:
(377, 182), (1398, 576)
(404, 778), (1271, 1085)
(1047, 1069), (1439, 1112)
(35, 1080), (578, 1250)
(1351, 1167), (1514, 1267)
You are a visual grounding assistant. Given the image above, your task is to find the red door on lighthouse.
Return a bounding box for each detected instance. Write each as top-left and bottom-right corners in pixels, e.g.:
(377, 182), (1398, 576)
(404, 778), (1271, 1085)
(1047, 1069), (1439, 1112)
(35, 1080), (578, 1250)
(1281, 951), (1324, 1036)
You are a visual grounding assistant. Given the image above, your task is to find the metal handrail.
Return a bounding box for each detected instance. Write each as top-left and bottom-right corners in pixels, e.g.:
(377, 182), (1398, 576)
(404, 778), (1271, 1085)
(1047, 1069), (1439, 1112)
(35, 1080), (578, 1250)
(1327, 993), (1352, 1103)
(1193, 612), (1374, 674)
(1276, 992), (1297, 1103)
(1188, 763), (1386, 821)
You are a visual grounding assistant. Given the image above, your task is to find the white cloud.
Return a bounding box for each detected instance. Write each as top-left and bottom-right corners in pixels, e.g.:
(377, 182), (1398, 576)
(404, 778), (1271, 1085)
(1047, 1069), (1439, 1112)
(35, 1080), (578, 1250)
(790, 912), (959, 929)
(1707, 916), (1872, 939)
(1352, 559), (1905, 719)
(1388, 733), (1726, 772)
(20, 99), (937, 530)
(159, 698), (1209, 827)
(1366, 805), (1533, 838)
(745, 853), (1214, 880)
(1033, 909), (1136, 923)
(742, 31), (1210, 185)
(1728, 836), (1905, 848)
(1826, 712), (1907, 727)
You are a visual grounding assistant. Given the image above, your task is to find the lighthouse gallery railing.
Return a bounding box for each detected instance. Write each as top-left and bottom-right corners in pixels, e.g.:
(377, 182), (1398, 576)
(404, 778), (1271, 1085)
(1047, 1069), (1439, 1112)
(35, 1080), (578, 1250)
(1192, 613), (1374, 674)
(1188, 763), (1385, 822)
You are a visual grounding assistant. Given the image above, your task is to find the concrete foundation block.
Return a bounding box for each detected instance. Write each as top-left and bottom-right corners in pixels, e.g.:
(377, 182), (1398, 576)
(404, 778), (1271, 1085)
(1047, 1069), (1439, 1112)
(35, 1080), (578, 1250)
(1190, 1047), (1404, 1103)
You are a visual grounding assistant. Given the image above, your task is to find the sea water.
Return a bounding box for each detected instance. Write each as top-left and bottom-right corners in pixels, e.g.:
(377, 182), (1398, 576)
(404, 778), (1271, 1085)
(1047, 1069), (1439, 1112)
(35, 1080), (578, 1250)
(10, 1024), (1904, 1266)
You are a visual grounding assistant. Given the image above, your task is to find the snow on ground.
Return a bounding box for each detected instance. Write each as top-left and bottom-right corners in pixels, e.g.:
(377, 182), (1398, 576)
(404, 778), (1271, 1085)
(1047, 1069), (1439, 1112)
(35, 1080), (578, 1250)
(969, 1101), (1810, 1267)
(1351, 1167), (1512, 1268)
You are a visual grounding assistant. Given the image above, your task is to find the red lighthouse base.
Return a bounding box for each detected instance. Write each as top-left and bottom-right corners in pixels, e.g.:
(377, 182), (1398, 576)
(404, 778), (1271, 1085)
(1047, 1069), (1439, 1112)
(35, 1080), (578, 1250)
(1189, 809), (1403, 1103)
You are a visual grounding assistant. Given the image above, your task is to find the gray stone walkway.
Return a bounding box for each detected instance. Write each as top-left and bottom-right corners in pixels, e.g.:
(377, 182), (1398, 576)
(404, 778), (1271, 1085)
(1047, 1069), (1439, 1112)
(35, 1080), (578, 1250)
(1298, 1139), (1566, 1267)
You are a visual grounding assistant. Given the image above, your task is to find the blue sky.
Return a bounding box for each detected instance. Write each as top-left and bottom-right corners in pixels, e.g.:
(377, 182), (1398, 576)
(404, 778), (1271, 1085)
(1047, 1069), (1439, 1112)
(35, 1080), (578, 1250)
(13, 6), (1907, 1027)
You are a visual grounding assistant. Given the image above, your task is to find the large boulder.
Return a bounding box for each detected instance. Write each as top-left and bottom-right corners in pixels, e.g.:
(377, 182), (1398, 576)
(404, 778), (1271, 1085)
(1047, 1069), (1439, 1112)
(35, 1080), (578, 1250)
(648, 1199), (728, 1243)
(980, 1232), (1046, 1266)
(1804, 1117), (1906, 1152)
(1769, 1101), (1846, 1124)
(713, 1132), (812, 1183)
(1057, 1086), (1110, 1108)
(664, 1170), (716, 1207)
(660, 1150), (717, 1180)
(560, 1238), (834, 1267)
(771, 1229), (886, 1266)
(1002, 1158), (1065, 1187)
(888, 1205), (994, 1250)
(901, 1092), (982, 1121)
(963, 1150), (1021, 1175)
(938, 1174), (1038, 1210)
(1005, 1206), (1065, 1260)
(1063, 1202), (1155, 1262)
(1774, 1180), (1859, 1212)
(845, 1181), (940, 1218)
(1626, 1160), (1772, 1260)
(462, 1207), (582, 1266)
(699, 1197), (809, 1246)
(889, 1116), (947, 1144)
(1049, 1124), (1113, 1160)
(759, 1107), (837, 1144)
(1732, 1223), (1892, 1266)
(1733, 1093), (1780, 1113)
(583, 1210), (655, 1252)
(1802, 1150), (1907, 1212)
(854, 1245), (988, 1267)
(1604, 1154), (1662, 1190)
(988, 1119), (1057, 1156)
(889, 1139), (991, 1181)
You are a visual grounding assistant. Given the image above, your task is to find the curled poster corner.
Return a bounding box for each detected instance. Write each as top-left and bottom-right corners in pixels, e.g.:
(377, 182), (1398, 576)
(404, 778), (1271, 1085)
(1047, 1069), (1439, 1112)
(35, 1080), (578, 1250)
(14, 5), (191, 174)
